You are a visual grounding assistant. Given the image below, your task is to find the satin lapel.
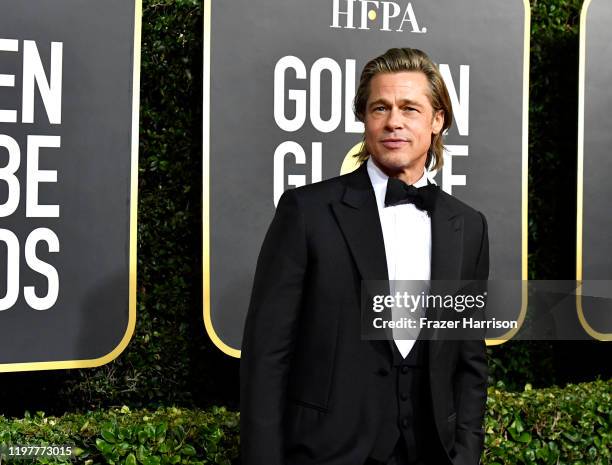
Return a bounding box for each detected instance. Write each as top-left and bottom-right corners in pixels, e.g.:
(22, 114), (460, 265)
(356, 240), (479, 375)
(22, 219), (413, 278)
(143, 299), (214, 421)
(430, 195), (464, 282)
(331, 174), (388, 284)
(331, 164), (392, 365)
(429, 194), (464, 362)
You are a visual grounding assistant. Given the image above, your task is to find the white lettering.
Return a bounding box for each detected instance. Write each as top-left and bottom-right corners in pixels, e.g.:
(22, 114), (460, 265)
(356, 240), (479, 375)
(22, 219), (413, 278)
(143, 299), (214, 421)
(26, 135), (60, 217)
(0, 228), (19, 311)
(440, 64), (469, 136)
(310, 58), (342, 133)
(24, 228), (60, 310)
(274, 56), (307, 132)
(359, 1), (380, 30)
(311, 142), (322, 184)
(274, 141), (305, 206)
(442, 145), (468, 195)
(397, 3), (424, 33)
(0, 38), (18, 123)
(22, 40), (63, 124)
(381, 1), (401, 31)
(344, 59), (364, 133)
(331, 0), (356, 28)
(0, 135), (20, 217)
(273, 142), (322, 206)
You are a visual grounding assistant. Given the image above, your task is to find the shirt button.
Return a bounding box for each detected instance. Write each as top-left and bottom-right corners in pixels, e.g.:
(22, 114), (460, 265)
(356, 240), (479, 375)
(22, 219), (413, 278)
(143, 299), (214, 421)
(401, 366), (409, 374)
(400, 392), (409, 401)
(401, 417), (410, 428)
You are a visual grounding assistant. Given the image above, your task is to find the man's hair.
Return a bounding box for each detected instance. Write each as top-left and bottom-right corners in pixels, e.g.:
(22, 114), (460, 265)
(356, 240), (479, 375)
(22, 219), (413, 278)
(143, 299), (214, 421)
(353, 48), (453, 171)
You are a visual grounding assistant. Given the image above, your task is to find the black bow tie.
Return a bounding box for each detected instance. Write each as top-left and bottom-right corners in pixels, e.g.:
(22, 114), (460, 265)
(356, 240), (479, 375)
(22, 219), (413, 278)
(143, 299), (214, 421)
(384, 177), (438, 213)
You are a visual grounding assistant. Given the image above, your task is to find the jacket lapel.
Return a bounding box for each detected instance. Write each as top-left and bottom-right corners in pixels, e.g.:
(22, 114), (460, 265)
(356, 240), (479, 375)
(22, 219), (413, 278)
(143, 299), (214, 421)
(331, 163), (392, 364)
(331, 163), (388, 283)
(429, 193), (464, 362)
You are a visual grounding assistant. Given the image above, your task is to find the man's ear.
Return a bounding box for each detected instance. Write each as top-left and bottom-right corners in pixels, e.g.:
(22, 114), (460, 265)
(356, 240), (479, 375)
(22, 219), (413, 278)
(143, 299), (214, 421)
(432, 110), (444, 135)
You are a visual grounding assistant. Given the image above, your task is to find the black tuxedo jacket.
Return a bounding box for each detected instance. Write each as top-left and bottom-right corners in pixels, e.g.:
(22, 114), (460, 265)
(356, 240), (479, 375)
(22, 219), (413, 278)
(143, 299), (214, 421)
(241, 162), (489, 465)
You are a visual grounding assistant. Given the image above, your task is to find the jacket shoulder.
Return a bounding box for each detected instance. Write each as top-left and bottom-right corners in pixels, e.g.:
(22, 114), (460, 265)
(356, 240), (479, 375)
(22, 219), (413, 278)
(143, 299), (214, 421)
(436, 189), (486, 223)
(283, 168), (366, 206)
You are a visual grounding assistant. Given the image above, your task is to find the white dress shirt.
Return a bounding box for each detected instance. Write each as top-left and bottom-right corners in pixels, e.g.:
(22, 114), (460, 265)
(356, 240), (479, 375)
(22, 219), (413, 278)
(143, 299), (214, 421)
(367, 158), (434, 358)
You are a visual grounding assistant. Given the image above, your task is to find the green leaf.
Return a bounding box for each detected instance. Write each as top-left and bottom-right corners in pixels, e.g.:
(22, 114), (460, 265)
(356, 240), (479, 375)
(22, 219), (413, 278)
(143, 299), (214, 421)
(125, 453), (137, 465)
(536, 446), (549, 460)
(563, 431), (580, 443)
(101, 425), (117, 444)
(117, 441), (131, 453)
(96, 439), (112, 454)
(145, 424), (156, 439)
(180, 445), (197, 456)
(137, 444), (147, 462)
(143, 456), (161, 465)
(513, 416), (525, 433)
(158, 442), (171, 453)
(155, 422), (168, 441)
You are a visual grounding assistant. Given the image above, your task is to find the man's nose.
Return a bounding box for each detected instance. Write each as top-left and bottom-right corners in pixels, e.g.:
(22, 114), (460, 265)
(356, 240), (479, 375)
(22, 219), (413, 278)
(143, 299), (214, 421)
(384, 107), (403, 130)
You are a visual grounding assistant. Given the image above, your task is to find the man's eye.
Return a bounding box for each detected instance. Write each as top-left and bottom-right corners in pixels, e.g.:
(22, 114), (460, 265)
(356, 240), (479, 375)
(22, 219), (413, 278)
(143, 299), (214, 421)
(403, 107), (417, 112)
(373, 106), (386, 112)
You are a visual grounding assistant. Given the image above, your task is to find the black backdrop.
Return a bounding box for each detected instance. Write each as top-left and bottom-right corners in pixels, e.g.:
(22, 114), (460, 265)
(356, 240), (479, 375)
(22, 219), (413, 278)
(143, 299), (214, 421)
(0, 0), (609, 417)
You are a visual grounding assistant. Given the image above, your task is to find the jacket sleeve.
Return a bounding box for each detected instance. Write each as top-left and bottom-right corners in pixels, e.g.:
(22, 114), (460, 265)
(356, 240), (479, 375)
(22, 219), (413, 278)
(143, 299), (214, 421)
(240, 189), (307, 465)
(453, 211), (489, 465)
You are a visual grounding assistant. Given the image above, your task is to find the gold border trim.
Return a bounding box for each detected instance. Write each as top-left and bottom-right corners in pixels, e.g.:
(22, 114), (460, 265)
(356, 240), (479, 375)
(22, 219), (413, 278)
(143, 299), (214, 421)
(0, 0), (142, 372)
(486, 0), (531, 346)
(576, 0), (611, 341)
(202, 0), (240, 357)
(202, 0), (531, 355)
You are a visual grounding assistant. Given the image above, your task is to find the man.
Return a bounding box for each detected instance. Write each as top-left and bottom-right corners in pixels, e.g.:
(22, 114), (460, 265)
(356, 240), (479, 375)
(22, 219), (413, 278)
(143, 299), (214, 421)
(241, 48), (489, 465)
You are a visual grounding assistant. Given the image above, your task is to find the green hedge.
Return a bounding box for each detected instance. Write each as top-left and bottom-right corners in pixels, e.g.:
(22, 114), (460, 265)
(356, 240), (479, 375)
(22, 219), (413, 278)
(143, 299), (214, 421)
(1, 380), (609, 465)
(528, 0), (583, 280)
(0, 406), (239, 465)
(483, 380), (611, 465)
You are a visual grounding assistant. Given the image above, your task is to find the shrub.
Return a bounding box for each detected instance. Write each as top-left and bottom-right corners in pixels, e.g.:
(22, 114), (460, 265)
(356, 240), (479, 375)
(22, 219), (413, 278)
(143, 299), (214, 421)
(1, 380), (610, 464)
(0, 406), (239, 465)
(484, 380), (611, 464)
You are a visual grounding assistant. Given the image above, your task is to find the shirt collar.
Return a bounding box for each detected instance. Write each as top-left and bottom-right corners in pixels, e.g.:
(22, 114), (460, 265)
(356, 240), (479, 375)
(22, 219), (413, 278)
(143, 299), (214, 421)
(366, 157), (434, 208)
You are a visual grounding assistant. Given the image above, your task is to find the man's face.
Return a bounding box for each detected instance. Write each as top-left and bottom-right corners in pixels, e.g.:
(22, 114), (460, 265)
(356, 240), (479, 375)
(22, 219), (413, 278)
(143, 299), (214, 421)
(364, 71), (444, 179)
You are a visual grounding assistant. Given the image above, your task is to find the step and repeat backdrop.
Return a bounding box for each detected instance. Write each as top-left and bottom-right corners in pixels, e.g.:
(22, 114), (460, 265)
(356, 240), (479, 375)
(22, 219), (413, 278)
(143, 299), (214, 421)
(3, 1), (607, 373)
(203, 0), (530, 356)
(578, 0), (612, 341)
(0, 0), (140, 371)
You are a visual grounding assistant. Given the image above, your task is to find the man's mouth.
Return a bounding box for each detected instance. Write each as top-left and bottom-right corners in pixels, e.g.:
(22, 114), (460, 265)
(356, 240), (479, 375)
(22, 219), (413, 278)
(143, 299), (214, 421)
(381, 138), (408, 149)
